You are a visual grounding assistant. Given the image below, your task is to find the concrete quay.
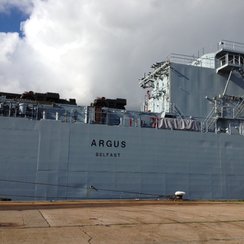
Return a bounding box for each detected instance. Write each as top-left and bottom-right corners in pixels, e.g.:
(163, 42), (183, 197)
(1, 200), (244, 243)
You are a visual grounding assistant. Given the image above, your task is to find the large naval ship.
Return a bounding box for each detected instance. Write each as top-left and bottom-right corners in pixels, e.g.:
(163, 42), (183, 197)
(1, 40), (244, 201)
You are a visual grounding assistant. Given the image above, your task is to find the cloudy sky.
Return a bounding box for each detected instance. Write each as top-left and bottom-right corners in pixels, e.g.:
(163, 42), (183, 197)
(0, 0), (244, 109)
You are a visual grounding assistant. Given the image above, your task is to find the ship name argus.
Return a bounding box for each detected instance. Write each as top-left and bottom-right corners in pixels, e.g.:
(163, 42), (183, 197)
(91, 139), (126, 158)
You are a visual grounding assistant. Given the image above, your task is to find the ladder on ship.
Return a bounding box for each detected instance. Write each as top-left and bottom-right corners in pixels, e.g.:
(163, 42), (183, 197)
(233, 98), (244, 118)
(202, 107), (217, 132)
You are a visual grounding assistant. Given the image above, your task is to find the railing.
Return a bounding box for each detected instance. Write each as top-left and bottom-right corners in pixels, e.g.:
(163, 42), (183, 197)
(168, 53), (197, 65)
(0, 100), (87, 123)
(92, 111), (202, 132)
(219, 40), (244, 53)
(0, 102), (203, 132)
(168, 53), (215, 68)
(1, 98), (244, 135)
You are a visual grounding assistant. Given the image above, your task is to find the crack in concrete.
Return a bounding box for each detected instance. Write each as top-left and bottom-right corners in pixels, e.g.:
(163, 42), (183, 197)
(81, 228), (93, 244)
(38, 210), (50, 227)
(3, 218), (244, 230)
(166, 236), (244, 243)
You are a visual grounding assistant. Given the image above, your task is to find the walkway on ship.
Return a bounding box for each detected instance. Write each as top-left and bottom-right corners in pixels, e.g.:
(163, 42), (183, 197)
(1, 200), (244, 243)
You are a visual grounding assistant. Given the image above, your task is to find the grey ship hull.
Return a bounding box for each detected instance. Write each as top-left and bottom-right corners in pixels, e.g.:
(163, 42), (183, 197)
(1, 116), (244, 200)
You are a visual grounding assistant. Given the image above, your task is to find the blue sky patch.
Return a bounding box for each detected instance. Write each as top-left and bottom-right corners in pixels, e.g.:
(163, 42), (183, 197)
(0, 7), (29, 35)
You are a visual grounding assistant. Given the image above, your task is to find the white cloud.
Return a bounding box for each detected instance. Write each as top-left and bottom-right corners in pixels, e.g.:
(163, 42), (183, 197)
(0, 0), (244, 108)
(0, 33), (19, 62)
(0, 0), (34, 14)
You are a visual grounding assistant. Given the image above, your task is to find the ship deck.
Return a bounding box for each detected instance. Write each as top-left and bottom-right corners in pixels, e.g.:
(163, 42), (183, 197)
(1, 200), (244, 243)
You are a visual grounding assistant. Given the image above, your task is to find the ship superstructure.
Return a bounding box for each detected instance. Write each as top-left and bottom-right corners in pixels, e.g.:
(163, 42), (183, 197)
(0, 40), (244, 201)
(140, 40), (244, 134)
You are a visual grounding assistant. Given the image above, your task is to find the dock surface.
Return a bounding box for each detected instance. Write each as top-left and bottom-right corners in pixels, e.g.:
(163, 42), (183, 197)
(1, 200), (244, 243)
